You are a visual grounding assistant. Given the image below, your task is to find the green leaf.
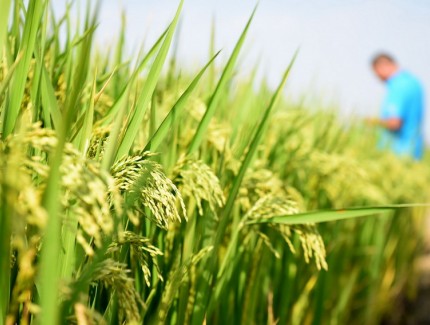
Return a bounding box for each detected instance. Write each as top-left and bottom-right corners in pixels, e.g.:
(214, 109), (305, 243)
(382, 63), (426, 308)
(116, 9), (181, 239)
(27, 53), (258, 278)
(97, 27), (168, 127)
(144, 50), (221, 152)
(0, 0), (12, 51)
(100, 28), (170, 171)
(187, 5), (257, 155)
(40, 64), (62, 129)
(78, 72), (96, 155)
(115, 0), (184, 159)
(246, 204), (430, 225)
(63, 25), (96, 136)
(37, 5), (99, 325)
(3, 0), (46, 137)
(208, 16), (217, 91)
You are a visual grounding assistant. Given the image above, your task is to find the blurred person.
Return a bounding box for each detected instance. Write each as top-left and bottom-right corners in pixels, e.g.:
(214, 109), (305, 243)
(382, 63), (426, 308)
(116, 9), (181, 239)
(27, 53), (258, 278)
(369, 53), (425, 160)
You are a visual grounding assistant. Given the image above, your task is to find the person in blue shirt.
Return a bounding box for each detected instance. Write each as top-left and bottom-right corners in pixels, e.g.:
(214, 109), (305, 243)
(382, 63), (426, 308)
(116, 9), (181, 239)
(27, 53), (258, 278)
(370, 53), (425, 160)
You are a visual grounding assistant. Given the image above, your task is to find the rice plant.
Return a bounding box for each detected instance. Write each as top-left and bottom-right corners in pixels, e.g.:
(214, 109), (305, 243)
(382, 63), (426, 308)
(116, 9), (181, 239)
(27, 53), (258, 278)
(1, 1), (429, 324)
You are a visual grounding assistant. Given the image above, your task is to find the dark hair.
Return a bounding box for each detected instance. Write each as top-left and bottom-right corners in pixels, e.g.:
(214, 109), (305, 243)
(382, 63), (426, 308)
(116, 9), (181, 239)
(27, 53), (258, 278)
(371, 53), (396, 66)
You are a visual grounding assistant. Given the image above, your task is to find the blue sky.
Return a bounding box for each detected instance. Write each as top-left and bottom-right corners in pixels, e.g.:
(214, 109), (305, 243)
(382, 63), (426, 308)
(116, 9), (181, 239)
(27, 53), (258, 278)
(54, 0), (430, 140)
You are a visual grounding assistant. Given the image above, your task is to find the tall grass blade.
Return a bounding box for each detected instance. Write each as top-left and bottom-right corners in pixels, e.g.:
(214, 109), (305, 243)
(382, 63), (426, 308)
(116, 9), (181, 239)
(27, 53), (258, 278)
(144, 51), (221, 152)
(78, 72), (96, 154)
(37, 5), (99, 324)
(63, 27), (97, 136)
(100, 30), (169, 170)
(208, 16), (216, 91)
(0, 0), (12, 51)
(187, 6), (257, 155)
(3, 0), (45, 137)
(113, 11), (126, 98)
(115, 0), (184, 159)
(98, 27), (168, 127)
(40, 65), (62, 129)
(246, 204), (430, 225)
(37, 136), (66, 325)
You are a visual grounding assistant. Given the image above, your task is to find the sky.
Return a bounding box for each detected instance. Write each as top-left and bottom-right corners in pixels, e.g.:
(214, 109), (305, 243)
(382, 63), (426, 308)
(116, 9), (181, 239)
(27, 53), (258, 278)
(53, 0), (430, 140)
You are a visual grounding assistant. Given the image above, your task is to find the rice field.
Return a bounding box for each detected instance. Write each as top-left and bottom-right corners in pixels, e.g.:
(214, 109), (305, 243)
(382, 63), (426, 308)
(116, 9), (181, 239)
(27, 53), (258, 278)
(1, 1), (429, 324)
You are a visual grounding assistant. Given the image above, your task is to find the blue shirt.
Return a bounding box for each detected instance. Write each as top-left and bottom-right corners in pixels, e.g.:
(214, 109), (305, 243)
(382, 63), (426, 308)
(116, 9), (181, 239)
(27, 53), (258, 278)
(379, 70), (425, 160)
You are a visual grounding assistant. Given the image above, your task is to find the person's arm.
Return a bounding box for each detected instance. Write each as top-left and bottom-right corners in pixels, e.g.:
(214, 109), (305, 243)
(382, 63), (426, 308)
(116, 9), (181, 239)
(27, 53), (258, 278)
(366, 83), (406, 131)
(365, 117), (402, 131)
(377, 117), (402, 131)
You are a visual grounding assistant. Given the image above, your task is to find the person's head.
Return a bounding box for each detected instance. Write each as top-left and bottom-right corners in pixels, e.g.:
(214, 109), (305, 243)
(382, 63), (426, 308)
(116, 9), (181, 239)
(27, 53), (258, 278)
(371, 53), (399, 82)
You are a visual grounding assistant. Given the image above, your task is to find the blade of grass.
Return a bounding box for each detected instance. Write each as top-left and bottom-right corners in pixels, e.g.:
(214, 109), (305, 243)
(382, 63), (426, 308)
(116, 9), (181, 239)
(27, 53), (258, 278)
(37, 125), (67, 325)
(40, 64), (62, 129)
(0, 0), (12, 52)
(97, 27), (169, 127)
(149, 89), (157, 141)
(208, 16), (216, 91)
(187, 5), (257, 155)
(113, 11), (126, 98)
(30, 10), (49, 125)
(144, 50), (221, 152)
(37, 5), (99, 324)
(246, 204), (430, 225)
(115, 0), (184, 159)
(10, 0), (20, 55)
(63, 26), (97, 137)
(100, 29), (169, 170)
(59, 73), (100, 288)
(165, 17), (181, 90)
(78, 71), (96, 155)
(3, 0), (45, 137)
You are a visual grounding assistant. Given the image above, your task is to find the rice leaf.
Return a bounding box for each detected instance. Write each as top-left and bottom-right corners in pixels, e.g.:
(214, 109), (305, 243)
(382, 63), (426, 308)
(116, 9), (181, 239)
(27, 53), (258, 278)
(246, 204), (430, 225)
(115, 0), (184, 159)
(144, 50), (221, 152)
(40, 64), (62, 129)
(0, 0), (12, 51)
(98, 27), (169, 127)
(3, 0), (45, 137)
(187, 5), (257, 155)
